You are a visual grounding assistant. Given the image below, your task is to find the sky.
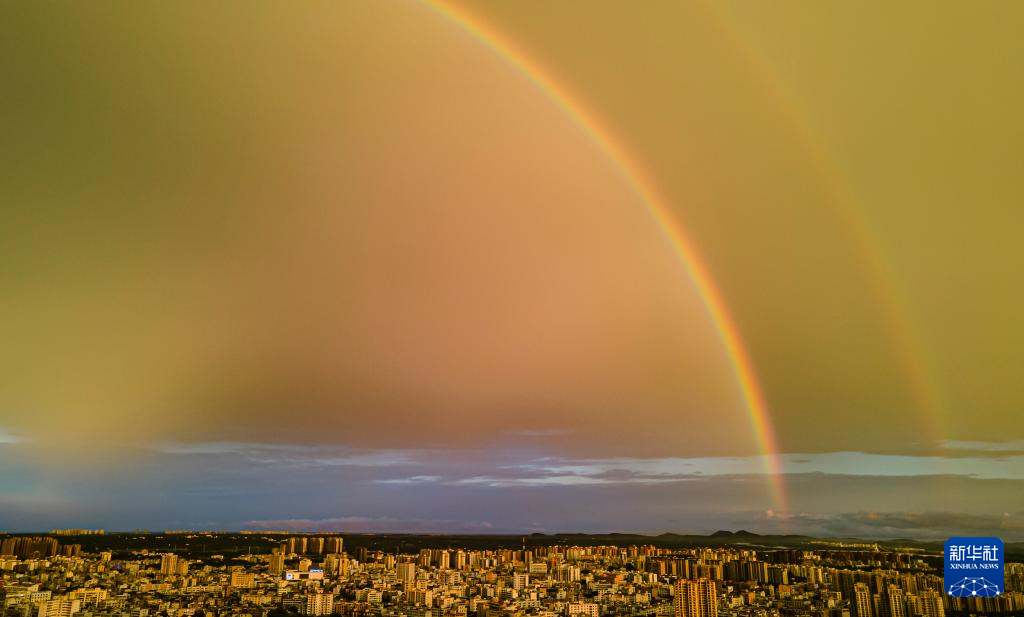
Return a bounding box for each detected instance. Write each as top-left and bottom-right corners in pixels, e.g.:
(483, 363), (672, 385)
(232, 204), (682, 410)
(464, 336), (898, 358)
(1, 1), (1022, 539)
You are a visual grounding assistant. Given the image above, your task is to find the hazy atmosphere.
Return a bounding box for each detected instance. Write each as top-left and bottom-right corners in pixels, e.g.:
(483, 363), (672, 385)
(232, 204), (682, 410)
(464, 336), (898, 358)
(1, 1), (1023, 538)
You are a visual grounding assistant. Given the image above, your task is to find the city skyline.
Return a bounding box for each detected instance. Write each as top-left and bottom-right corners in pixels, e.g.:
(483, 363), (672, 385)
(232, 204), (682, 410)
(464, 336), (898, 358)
(2, 2), (1023, 537)
(1, 532), (1021, 617)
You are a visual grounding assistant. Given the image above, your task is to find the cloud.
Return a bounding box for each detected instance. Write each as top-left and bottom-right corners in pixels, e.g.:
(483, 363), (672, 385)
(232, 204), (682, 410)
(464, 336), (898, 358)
(149, 445), (1024, 486)
(505, 452), (1024, 481)
(511, 428), (577, 438)
(743, 510), (1024, 540)
(241, 516), (495, 533)
(5, 440), (1023, 534)
(943, 440), (1024, 454)
(154, 442), (307, 455)
(0, 428), (24, 445)
(451, 474), (686, 487)
(373, 475), (442, 485)
(153, 442), (425, 467)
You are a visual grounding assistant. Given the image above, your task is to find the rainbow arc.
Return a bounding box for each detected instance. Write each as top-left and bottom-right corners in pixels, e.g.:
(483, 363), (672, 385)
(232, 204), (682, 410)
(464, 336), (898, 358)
(425, 0), (788, 511)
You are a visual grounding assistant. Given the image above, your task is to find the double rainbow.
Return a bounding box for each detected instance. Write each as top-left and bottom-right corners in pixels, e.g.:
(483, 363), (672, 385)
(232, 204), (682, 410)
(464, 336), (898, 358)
(425, 0), (788, 511)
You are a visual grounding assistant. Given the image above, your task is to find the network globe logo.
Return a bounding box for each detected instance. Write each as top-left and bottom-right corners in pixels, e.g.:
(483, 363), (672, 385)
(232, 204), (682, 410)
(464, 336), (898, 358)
(947, 577), (1000, 597)
(945, 537), (1003, 597)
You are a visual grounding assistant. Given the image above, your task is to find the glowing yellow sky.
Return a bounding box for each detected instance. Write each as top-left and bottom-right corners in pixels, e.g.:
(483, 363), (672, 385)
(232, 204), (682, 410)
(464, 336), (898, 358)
(1, 1), (1022, 532)
(0, 2), (747, 458)
(445, 0), (1024, 450)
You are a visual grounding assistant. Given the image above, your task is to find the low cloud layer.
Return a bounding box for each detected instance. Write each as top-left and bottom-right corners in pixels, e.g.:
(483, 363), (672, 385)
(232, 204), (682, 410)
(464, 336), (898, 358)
(740, 511), (1024, 540)
(242, 517), (496, 533)
(2, 439), (1022, 538)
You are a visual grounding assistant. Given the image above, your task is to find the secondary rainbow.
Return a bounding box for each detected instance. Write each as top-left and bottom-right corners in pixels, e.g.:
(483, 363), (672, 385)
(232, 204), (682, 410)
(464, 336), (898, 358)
(700, 4), (946, 448)
(424, 0), (789, 511)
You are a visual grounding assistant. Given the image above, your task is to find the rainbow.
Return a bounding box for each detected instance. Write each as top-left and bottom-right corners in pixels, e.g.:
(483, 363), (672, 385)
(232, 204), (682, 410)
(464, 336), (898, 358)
(699, 3), (946, 449)
(423, 0), (789, 511)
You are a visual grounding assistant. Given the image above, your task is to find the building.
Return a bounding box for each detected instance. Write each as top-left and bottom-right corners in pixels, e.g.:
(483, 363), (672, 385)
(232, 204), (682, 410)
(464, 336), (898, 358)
(323, 553), (346, 577)
(306, 592), (335, 616)
(920, 591), (945, 617)
(269, 553), (285, 575)
(230, 570), (255, 588)
(850, 583), (874, 617)
(159, 554), (178, 576)
(566, 604), (599, 617)
(880, 585), (905, 617)
(325, 536), (344, 554)
(285, 570), (324, 581)
(674, 579), (718, 617)
(288, 537), (307, 555)
(68, 589), (107, 606)
(37, 599), (80, 617)
(513, 573), (530, 590)
(3, 537), (59, 559)
(406, 589), (434, 606)
(398, 562), (417, 585)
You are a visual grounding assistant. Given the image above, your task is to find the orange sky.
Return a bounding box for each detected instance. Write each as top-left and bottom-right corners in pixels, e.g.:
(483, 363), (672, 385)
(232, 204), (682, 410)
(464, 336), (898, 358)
(0, 1), (1022, 535)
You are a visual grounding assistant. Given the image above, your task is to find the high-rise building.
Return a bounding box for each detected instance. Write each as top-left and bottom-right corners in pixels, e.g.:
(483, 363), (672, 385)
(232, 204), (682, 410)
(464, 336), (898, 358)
(920, 591), (945, 617)
(5, 537), (60, 559)
(323, 553), (343, 577)
(325, 537), (344, 554)
(513, 573), (530, 590)
(851, 583), (874, 617)
(61, 545), (82, 558)
(398, 561), (417, 585)
(881, 585), (906, 617)
(674, 579), (718, 617)
(835, 570), (854, 603)
(160, 554), (178, 576)
(269, 554), (286, 575)
(308, 537), (325, 555)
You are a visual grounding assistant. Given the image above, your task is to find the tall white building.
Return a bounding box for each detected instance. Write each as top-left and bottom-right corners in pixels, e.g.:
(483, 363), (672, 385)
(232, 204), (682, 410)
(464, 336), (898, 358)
(305, 592), (335, 616)
(398, 562), (417, 585)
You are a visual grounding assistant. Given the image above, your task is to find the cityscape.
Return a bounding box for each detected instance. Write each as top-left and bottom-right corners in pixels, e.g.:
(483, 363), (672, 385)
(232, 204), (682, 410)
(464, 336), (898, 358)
(2, 532), (1023, 617)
